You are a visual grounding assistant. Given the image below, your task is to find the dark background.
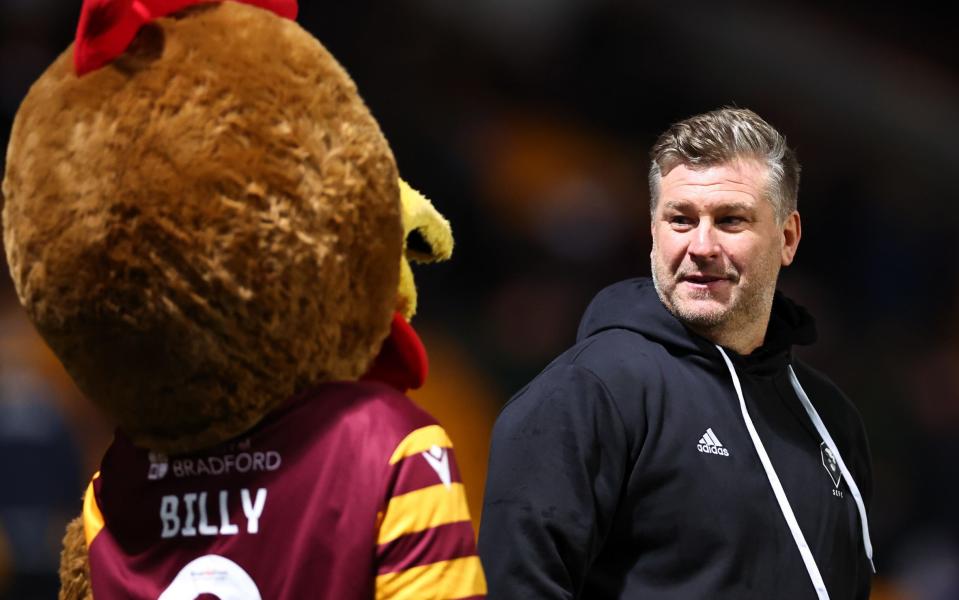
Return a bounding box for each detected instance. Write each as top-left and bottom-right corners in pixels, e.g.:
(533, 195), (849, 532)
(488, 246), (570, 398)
(1, 1), (957, 598)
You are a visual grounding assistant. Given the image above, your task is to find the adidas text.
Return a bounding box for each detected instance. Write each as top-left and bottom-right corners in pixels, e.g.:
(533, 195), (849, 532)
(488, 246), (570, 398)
(697, 444), (730, 456)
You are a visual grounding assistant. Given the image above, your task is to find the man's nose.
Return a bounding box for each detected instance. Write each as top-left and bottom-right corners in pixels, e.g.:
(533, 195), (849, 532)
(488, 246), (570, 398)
(688, 222), (720, 259)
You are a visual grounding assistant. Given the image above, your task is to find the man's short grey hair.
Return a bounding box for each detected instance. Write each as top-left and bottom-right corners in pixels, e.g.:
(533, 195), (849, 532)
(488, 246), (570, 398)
(648, 107), (800, 223)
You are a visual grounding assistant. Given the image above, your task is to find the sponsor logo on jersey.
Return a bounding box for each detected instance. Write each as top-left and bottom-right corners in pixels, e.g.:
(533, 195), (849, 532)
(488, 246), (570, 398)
(159, 554), (262, 599)
(170, 451), (282, 478)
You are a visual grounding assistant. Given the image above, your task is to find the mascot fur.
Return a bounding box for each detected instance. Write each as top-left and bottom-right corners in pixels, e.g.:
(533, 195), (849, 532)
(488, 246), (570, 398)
(1, 1), (485, 598)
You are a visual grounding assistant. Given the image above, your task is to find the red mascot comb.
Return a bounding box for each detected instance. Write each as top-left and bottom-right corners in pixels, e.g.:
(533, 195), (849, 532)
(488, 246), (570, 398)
(74, 0), (298, 75)
(361, 313), (429, 393)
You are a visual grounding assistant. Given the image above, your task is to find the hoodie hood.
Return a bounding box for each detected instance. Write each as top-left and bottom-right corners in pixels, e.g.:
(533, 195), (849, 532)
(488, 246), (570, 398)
(577, 277), (816, 371)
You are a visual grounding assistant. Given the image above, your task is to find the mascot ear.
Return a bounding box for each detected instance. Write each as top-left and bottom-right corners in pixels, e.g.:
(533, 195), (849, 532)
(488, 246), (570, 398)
(74, 0), (298, 75)
(361, 178), (452, 392)
(399, 179), (453, 264)
(396, 178), (453, 320)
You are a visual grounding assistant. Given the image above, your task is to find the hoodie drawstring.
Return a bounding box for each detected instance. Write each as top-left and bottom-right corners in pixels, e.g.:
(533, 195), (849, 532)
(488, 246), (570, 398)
(787, 365), (876, 574)
(716, 346), (852, 600)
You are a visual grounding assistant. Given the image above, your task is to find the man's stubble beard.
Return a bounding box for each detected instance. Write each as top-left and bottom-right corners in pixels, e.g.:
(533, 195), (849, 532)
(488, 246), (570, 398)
(650, 239), (780, 342)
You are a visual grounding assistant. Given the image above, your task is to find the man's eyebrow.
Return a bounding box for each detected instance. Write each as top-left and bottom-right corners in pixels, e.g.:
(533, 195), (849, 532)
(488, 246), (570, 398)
(717, 201), (754, 213)
(663, 200), (691, 211)
(663, 200), (755, 212)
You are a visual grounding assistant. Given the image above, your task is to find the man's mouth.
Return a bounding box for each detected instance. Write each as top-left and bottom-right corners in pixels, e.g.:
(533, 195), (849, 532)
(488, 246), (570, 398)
(682, 274), (729, 284)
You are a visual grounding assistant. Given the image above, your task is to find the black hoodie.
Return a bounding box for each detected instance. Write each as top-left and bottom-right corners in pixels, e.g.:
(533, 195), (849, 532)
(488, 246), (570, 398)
(479, 278), (873, 599)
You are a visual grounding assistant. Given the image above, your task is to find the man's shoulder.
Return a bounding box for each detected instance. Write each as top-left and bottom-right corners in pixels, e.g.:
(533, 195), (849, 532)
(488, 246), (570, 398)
(506, 330), (666, 416)
(790, 357), (866, 433)
(791, 358), (851, 400)
(569, 329), (663, 387)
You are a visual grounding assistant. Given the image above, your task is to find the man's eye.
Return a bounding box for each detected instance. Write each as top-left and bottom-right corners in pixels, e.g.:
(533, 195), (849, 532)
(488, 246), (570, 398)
(669, 216), (693, 226)
(720, 216), (746, 226)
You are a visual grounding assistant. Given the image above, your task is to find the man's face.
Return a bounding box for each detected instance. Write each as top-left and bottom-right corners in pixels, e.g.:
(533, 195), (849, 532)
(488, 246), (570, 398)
(650, 159), (800, 337)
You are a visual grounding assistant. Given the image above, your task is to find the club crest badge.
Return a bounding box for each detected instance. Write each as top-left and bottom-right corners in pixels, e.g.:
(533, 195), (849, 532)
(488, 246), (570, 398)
(820, 442), (842, 488)
(148, 451), (169, 481)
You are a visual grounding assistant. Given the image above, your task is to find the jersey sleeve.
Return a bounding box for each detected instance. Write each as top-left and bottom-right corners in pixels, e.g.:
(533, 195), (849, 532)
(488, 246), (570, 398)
(374, 424), (486, 600)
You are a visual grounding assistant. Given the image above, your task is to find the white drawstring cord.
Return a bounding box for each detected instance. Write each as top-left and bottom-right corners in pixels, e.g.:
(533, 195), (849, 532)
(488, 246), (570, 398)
(787, 365), (876, 574)
(716, 346), (830, 600)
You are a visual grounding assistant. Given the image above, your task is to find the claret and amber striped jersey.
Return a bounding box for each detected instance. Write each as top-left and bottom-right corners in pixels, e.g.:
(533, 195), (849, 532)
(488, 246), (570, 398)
(83, 381), (486, 599)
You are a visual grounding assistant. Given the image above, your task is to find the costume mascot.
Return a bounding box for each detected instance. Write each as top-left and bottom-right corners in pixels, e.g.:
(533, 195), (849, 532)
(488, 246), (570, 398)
(1, 1), (486, 598)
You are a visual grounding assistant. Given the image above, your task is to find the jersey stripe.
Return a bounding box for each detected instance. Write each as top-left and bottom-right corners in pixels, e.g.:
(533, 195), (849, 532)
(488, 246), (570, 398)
(378, 483), (470, 545)
(83, 473), (105, 547)
(377, 520), (478, 575)
(375, 555), (486, 600)
(388, 425), (452, 465)
(391, 450), (464, 496)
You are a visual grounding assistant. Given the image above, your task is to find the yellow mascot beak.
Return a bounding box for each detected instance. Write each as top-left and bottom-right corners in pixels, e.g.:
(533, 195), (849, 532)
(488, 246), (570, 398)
(397, 178), (453, 320)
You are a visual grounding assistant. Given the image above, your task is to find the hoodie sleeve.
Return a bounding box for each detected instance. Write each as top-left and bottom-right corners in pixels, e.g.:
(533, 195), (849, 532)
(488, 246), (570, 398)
(478, 364), (629, 599)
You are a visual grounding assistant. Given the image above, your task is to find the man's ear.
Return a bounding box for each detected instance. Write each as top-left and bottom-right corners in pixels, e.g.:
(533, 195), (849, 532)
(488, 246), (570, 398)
(781, 211), (801, 266)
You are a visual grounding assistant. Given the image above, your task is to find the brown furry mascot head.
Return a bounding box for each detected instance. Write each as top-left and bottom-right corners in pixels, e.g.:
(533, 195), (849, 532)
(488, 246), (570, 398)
(3, 1), (402, 454)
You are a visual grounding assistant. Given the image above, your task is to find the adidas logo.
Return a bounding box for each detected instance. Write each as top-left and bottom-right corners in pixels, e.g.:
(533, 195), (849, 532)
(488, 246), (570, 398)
(697, 428), (730, 457)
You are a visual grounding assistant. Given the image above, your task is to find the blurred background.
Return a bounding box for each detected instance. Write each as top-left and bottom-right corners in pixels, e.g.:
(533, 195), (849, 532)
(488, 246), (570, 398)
(1, 0), (957, 598)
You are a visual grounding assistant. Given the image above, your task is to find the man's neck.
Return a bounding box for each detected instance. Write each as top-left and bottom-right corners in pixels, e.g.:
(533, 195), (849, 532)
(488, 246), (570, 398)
(688, 309), (771, 356)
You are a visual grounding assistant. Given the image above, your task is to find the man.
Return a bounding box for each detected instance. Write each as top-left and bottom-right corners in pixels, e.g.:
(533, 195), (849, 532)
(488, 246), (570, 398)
(478, 108), (874, 599)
